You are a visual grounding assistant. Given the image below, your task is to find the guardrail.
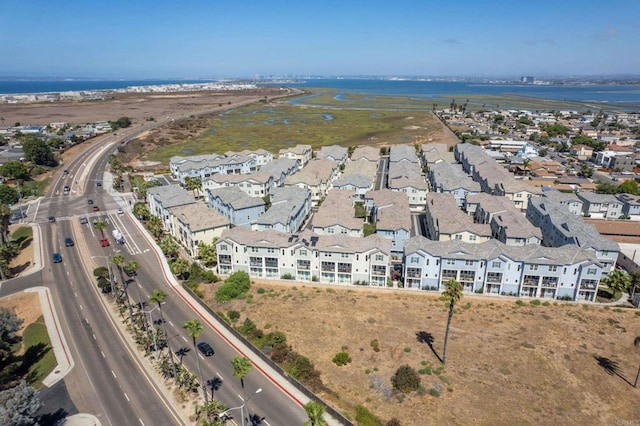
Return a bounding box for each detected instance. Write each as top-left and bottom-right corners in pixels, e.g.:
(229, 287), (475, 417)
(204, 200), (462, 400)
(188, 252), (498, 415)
(180, 283), (353, 426)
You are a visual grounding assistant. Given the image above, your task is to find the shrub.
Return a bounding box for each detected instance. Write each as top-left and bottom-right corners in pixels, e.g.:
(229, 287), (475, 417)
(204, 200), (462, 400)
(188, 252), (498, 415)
(355, 405), (384, 426)
(281, 273), (294, 280)
(386, 419), (402, 426)
(403, 347), (411, 353)
(370, 339), (380, 352)
(256, 287), (266, 294)
(418, 367), (432, 375)
(391, 365), (421, 393)
(530, 299), (541, 306)
(332, 351), (352, 366)
(542, 301), (550, 306)
(430, 388), (441, 397)
(215, 271), (251, 302)
(515, 300), (525, 306)
(215, 311), (230, 323)
(227, 310), (240, 322)
(185, 281), (203, 298)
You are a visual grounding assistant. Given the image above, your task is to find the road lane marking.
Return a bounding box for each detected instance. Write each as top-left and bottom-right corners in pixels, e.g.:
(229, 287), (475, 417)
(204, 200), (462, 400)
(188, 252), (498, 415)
(101, 351), (105, 358)
(111, 370), (117, 378)
(237, 394), (244, 401)
(168, 321), (174, 327)
(79, 305), (83, 310)
(198, 353), (204, 360)
(92, 334), (96, 340)
(139, 419), (145, 426)
(216, 372), (223, 380)
(181, 336), (188, 343)
(264, 421), (271, 426)
(74, 292), (77, 297)
(124, 392), (130, 402)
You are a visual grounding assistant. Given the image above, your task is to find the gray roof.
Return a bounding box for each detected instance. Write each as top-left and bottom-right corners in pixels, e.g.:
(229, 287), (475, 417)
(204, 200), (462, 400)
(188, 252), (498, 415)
(541, 189), (583, 205)
(312, 189), (363, 230)
(405, 236), (602, 266)
(170, 202), (230, 232)
(254, 186), (310, 227)
(616, 193), (640, 207)
(365, 190), (412, 231)
(351, 146), (380, 162)
(147, 184), (196, 209)
(342, 158), (378, 178)
(333, 174), (373, 189)
(426, 193), (492, 237)
(207, 187), (265, 210)
(285, 159), (337, 186)
(529, 197), (619, 252)
(316, 145), (348, 162)
(429, 162), (481, 192)
(576, 192), (621, 205)
(390, 144), (419, 163)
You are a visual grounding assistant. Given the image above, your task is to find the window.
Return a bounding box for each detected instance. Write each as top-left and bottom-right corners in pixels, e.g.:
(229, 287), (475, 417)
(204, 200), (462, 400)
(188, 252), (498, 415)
(410, 257), (420, 264)
(455, 234), (462, 240)
(465, 260), (473, 266)
(375, 254), (384, 262)
(299, 249), (307, 256)
(220, 244), (228, 251)
(267, 247), (276, 253)
(492, 261), (501, 268)
(446, 259), (455, 265)
(251, 247), (258, 253)
(530, 264), (539, 271)
(469, 235), (477, 241)
(548, 265), (557, 272)
(587, 268), (597, 275)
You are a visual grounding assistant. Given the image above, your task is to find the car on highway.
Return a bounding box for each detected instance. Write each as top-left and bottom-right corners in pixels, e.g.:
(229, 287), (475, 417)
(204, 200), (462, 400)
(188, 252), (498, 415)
(93, 206), (100, 212)
(79, 216), (88, 225)
(52, 253), (62, 263)
(63, 169), (69, 175)
(117, 208), (124, 215)
(88, 199), (94, 205)
(197, 342), (214, 356)
(100, 238), (110, 247)
(48, 216), (56, 223)
(63, 185), (70, 194)
(96, 181), (102, 187)
(65, 237), (74, 247)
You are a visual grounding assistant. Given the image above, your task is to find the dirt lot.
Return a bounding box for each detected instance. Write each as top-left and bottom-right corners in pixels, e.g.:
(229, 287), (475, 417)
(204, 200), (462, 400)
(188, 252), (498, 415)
(0, 292), (42, 335)
(203, 281), (640, 425)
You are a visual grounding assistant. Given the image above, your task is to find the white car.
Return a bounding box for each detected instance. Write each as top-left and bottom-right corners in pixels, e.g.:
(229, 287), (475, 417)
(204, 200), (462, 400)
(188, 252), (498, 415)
(117, 208), (124, 215)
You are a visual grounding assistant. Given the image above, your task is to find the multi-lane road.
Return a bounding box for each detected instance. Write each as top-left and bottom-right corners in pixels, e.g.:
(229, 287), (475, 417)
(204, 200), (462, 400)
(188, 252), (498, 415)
(3, 119), (311, 424)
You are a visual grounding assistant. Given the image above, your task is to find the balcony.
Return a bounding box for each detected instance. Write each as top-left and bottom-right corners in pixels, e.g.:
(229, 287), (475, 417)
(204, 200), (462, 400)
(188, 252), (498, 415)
(486, 273), (502, 284)
(523, 275), (540, 286)
(442, 270), (457, 279)
(297, 262), (310, 271)
(580, 280), (598, 290)
(541, 277), (558, 288)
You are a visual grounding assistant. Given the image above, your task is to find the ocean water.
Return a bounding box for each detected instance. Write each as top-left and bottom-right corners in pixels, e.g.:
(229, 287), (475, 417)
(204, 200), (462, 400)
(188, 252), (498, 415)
(0, 79), (217, 95)
(1, 78), (639, 109)
(289, 79), (640, 106)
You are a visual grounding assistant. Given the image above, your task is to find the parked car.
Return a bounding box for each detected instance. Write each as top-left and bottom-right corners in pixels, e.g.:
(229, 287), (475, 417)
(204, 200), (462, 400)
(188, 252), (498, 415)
(197, 342), (214, 356)
(52, 253), (62, 263)
(79, 216), (88, 225)
(93, 206), (100, 212)
(96, 182), (102, 187)
(117, 208), (124, 215)
(100, 238), (110, 247)
(64, 237), (74, 247)
(88, 199), (94, 205)
(48, 216), (56, 223)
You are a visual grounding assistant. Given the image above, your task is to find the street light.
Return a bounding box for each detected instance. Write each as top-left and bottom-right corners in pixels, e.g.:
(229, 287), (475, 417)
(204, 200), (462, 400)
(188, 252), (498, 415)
(219, 388), (263, 426)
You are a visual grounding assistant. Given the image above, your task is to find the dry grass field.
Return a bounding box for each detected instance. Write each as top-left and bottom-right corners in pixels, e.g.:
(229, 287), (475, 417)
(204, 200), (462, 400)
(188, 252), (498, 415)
(203, 281), (640, 425)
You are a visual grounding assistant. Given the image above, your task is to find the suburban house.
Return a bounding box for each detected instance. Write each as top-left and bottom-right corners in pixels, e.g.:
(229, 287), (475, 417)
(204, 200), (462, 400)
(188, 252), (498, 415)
(312, 189), (363, 238)
(202, 173), (272, 200)
(278, 144), (312, 168)
(576, 192), (623, 219)
(428, 161), (482, 207)
(284, 159), (339, 205)
(616, 193), (640, 219)
(206, 186), (266, 227)
(421, 142), (454, 164)
(170, 202), (231, 257)
(425, 193), (492, 244)
(316, 144), (349, 165)
(363, 190), (413, 258)
(252, 186), (311, 233)
(570, 144), (594, 161)
(351, 146), (380, 163)
(403, 237), (604, 301)
(526, 197), (619, 273)
(333, 158), (378, 199)
(216, 227), (392, 286)
(169, 149), (273, 183)
(147, 184), (196, 235)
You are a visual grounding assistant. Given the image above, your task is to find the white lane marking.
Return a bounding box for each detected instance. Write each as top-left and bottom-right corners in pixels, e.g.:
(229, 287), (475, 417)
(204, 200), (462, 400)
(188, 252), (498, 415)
(198, 353), (204, 360)
(264, 421), (271, 426)
(168, 321), (174, 327)
(92, 333), (96, 340)
(79, 305), (83, 310)
(101, 351), (105, 358)
(124, 392), (130, 402)
(237, 394), (245, 402)
(216, 372), (223, 380)
(181, 336), (188, 343)
(74, 292), (77, 297)
(139, 419), (145, 426)
(111, 370), (117, 378)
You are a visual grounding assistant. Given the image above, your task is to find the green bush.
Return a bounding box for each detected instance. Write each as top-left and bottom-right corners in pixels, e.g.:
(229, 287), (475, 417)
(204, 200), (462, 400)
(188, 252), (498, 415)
(370, 339), (380, 352)
(530, 299), (541, 306)
(515, 300), (525, 306)
(257, 287), (266, 294)
(430, 388), (441, 397)
(332, 351), (352, 366)
(391, 365), (421, 393)
(355, 405), (384, 426)
(227, 310), (240, 322)
(186, 281), (203, 298)
(215, 271), (251, 302)
(281, 273), (293, 280)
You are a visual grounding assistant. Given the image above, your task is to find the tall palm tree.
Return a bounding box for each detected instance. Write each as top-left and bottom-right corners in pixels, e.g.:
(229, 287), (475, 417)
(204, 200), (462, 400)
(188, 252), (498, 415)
(95, 220), (107, 237)
(231, 356), (253, 389)
(0, 204), (11, 281)
(634, 336), (640, 388)
(149, 290), (178, 382)
(183, 319), (208, 403)
(442, 278), (463, 365)
(111, 254), (133, 318)
(303, 400), (327, 426)
(124, 260), (144, 311)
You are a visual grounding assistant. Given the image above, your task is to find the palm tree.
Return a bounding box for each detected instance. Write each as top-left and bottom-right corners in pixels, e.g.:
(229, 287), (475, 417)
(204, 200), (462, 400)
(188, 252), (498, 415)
(185, 176), (202, 198)
(124, 260), (144, 311)
(0, 204), (12, 280)
(231, 356), (253, 389)
(442, 279), (463, 365)
(171, 258), (191, 280)
(111, 254), (132, 316)
(159, 235), (180, 260)
(303, 400), (327, 426)
(183, 319), (208, 403)
(634, 336), (640, 388)
(147, 215), (164, 240)
(149, 290), (178, 382)
(95, 220), (107, 237)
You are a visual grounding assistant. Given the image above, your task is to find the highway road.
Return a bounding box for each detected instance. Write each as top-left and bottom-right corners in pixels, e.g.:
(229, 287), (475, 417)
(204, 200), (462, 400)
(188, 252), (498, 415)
(9, 116), (311, 424)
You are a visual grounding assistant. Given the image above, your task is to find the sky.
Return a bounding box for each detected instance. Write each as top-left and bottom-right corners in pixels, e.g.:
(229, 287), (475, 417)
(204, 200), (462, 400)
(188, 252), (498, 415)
(1, 0), (639, 79)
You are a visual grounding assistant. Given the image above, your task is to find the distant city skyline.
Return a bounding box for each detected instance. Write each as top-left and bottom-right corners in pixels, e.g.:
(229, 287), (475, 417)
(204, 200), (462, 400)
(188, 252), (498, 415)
(1, 0), (639, 79)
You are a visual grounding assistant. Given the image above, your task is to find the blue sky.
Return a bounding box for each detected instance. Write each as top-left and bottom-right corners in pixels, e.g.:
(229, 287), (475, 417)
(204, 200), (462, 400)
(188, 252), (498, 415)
(1, 0), (639, 79)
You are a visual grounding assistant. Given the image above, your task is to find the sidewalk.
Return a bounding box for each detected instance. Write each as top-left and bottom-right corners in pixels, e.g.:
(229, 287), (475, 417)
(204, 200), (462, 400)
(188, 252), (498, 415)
(129, 215), (346, 425)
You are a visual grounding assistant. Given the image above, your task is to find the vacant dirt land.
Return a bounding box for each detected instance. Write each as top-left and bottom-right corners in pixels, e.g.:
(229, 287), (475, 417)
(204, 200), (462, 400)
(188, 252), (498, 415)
(204, 281), (640, 425)
(0, 292), (42, 335)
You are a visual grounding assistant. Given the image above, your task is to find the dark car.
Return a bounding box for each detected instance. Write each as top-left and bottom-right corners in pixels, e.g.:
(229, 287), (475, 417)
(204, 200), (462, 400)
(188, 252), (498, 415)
(88, 199), (94, 205)
(52, 253), (62, 263)
(48, 216), (56, 223)
(64, 237), (74, 247)
(197, 342), (214, 356)
(79, 216), (88, 225)
(93, 206), (100, 212)
(96, 182), (102, 187)
(63, 169), (69, 175)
